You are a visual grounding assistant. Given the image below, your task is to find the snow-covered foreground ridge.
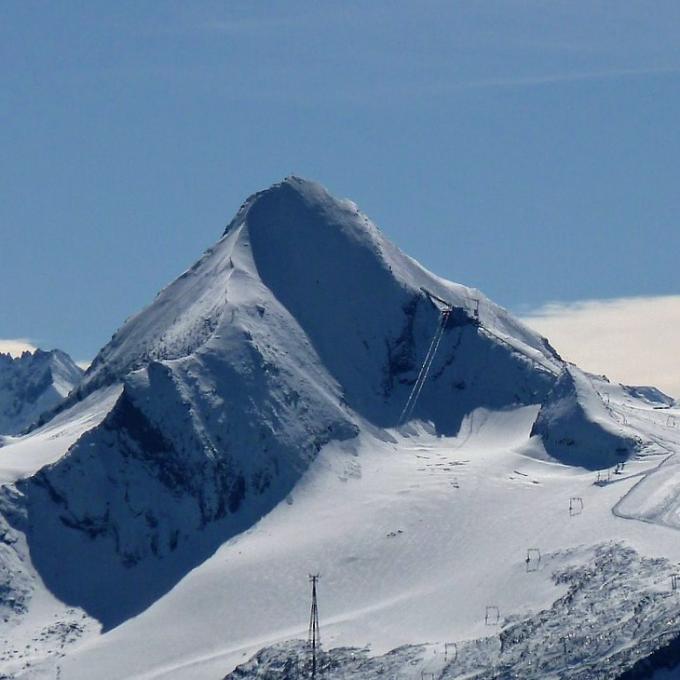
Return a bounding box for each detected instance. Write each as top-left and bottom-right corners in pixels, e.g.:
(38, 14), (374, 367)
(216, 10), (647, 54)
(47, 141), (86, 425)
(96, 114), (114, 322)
(1, 177), (680, 679)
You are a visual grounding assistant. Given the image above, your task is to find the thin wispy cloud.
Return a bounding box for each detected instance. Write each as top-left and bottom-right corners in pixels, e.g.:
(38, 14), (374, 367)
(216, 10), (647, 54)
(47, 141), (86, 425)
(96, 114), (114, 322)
(457, 66), (680, 90)
(521, 295), (680, 399)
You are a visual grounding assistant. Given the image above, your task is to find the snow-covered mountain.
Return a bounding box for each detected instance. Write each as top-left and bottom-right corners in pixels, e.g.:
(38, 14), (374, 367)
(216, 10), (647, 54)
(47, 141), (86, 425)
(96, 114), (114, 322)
(16, 178), (574, 621)
(0, 349), (83, 435)
(1, 178), (680, 680)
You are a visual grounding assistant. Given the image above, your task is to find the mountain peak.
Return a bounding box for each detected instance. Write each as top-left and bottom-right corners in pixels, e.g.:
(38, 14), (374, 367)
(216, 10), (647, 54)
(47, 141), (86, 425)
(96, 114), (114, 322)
(73, 178), (561, 409)
(257, 175), (335, 202)
(223, 176), (354, 238)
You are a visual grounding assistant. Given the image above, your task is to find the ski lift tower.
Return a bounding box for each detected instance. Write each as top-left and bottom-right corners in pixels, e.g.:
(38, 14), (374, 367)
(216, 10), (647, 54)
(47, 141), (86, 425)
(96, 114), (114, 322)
(308, 574), (321, 679)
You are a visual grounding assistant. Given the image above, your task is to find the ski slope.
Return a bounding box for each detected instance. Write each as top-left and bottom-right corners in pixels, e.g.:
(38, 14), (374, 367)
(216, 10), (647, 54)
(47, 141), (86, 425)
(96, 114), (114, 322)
(1, 388), (678, 679)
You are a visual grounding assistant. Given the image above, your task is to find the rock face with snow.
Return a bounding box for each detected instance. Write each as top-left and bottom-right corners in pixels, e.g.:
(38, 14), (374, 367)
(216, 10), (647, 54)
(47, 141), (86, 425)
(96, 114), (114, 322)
(530, 365), (642, 468)
(226, 544), (680, 680)
(0, 349), (83, 435)
(622, 385), (675, 407)
(1, 178), (656, 661)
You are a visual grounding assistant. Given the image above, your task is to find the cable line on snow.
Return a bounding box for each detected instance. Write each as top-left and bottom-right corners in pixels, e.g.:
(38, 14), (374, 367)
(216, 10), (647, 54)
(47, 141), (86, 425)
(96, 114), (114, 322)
(398, 294), (453, 426)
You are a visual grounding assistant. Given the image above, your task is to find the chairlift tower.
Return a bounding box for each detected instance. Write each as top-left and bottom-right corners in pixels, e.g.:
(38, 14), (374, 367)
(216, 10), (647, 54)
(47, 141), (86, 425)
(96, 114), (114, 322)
(308, 574), (321, 679)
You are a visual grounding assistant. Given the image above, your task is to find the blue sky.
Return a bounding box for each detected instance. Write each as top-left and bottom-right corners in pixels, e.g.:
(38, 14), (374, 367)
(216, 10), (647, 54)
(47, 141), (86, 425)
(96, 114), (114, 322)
(1, 2), (680, 390)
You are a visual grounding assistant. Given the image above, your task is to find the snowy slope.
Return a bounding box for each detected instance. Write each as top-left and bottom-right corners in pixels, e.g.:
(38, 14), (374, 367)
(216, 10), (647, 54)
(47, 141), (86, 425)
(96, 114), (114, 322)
(0, 349), (83, 435)
(0, 385), (120, 677)
(529, 364), (644, 469)
(1, 177), (679, 679)
(42, 398), (680, 680)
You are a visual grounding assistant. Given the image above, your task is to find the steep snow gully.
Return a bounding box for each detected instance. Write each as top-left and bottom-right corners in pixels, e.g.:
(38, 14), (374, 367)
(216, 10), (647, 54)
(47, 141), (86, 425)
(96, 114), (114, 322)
(1, 177), (680, 680)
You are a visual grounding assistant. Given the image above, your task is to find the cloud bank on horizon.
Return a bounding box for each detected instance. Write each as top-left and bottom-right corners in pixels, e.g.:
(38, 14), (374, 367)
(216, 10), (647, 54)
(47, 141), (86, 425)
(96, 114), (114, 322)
(521, 295), (680, 399)
(0, 339), (91, 371)
(0, 339), (37, 357)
